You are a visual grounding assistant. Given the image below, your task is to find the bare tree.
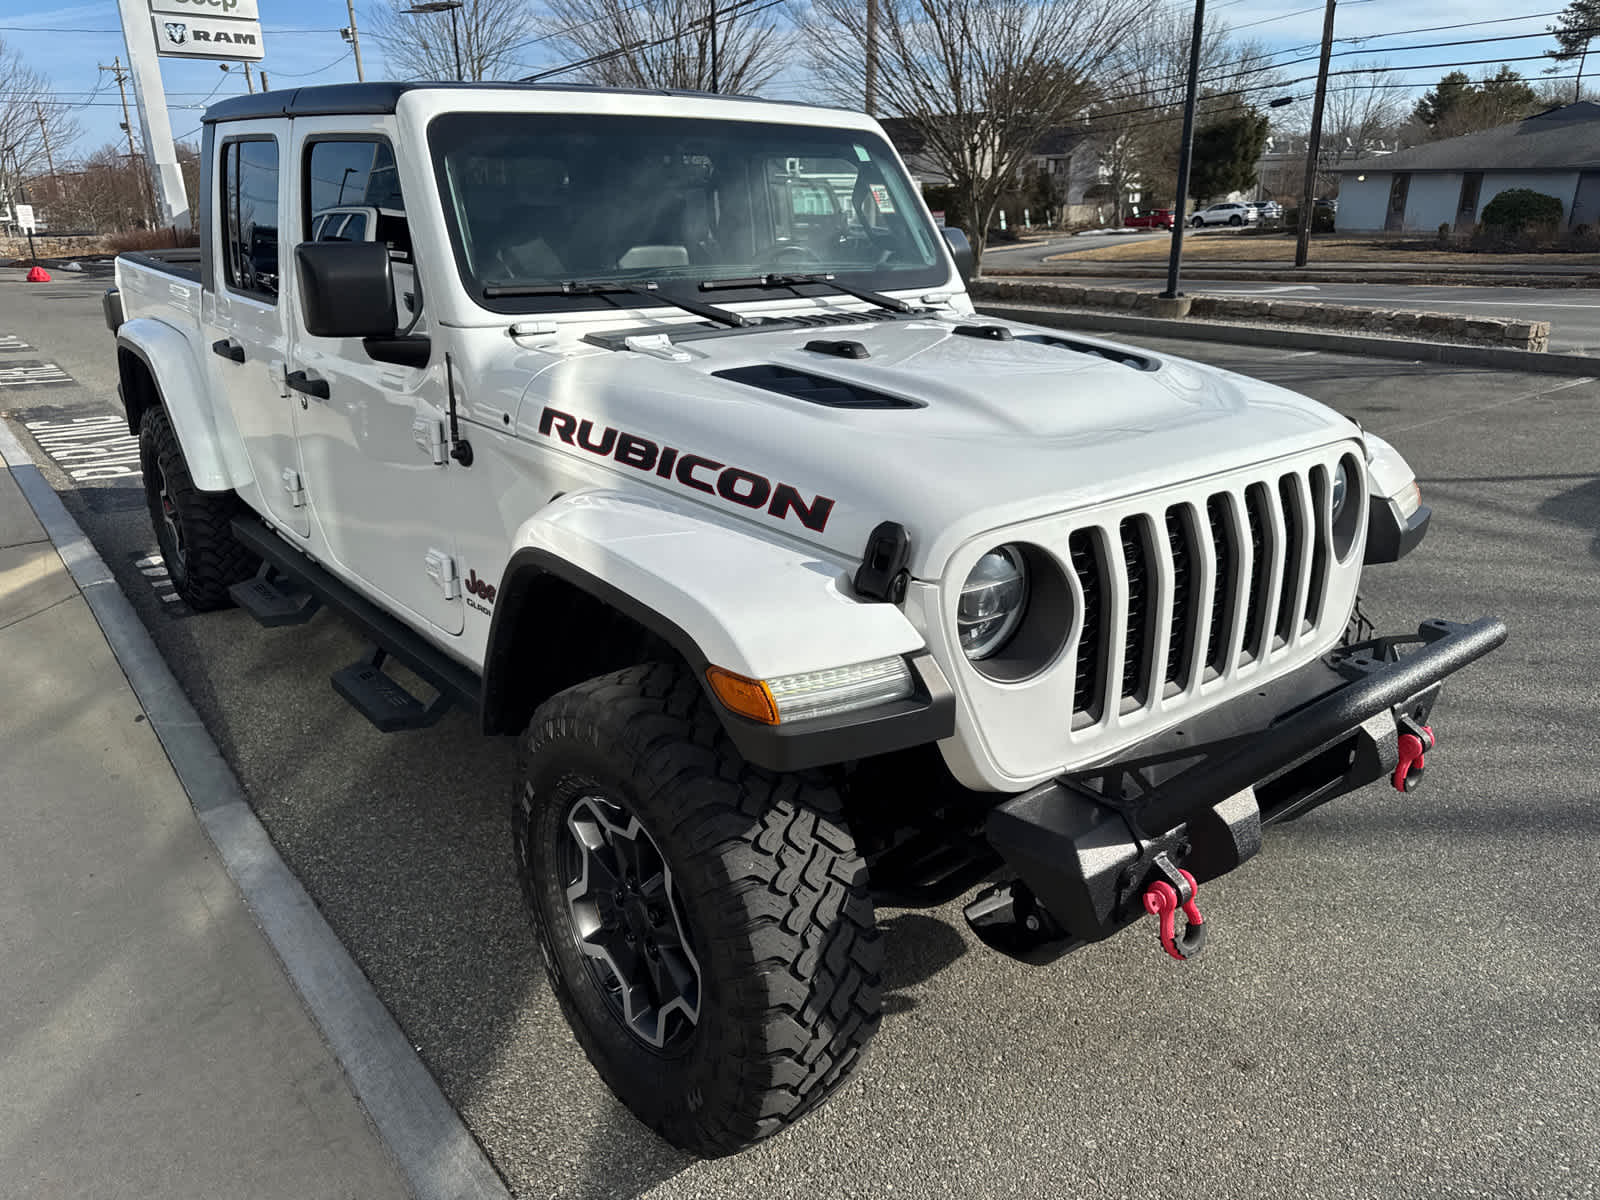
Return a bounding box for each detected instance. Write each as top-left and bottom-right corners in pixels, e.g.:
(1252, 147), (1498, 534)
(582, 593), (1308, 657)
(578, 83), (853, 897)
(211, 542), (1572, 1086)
(0, 38), (81, 210)
(1313, 62), (1409, 191)
(1085, 11), (1283, 215)
(365, 0), (534, 81)
(535, 0), (785, 93)
(804, 0), (1140, 268)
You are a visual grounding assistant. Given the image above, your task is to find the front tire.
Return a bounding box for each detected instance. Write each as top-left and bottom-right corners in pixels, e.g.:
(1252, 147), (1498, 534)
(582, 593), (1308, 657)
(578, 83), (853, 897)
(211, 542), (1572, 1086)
(138, 406), (257, 610)
(513, 663), (883, 1155)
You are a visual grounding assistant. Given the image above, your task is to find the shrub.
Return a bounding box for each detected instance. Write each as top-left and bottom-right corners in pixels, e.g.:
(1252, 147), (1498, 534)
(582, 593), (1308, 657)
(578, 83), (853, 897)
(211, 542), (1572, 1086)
(105, 226), (200, 252)
(1283, 206), (1335, 233)
(1479, 188), (1563, 232)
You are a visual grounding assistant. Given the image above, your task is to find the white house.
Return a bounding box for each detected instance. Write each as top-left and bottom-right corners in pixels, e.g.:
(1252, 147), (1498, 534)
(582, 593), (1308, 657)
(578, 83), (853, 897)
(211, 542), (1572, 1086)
(1335, 102), (1600, 232)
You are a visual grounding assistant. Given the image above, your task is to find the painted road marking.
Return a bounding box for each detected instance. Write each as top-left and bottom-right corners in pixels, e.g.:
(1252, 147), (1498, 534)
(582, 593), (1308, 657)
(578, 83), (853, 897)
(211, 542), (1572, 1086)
(0, 334), (29, 352)
(134, 552), (187, 609)
(0, 360), (73, 389)
(24, 414), (141, 481)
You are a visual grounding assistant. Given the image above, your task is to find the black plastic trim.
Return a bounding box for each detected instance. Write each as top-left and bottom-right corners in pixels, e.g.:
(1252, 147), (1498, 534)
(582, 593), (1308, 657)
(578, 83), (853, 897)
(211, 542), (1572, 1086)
(1365, 495), (1431, 564)
(204, 81), (843, 126)
(484, 547), (953, 769)
(230, 516), (481, 714)
(364, 335), (432, 368)
(102, 287), (123, 333)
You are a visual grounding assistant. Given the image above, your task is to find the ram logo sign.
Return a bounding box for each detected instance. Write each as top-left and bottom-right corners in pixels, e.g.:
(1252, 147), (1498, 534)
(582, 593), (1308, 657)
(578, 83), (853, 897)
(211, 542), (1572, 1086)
(149, 10), (265, 60)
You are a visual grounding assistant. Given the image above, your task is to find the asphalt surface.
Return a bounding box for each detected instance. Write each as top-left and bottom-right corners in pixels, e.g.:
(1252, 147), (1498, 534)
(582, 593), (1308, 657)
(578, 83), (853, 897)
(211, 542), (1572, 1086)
(5, 265), (1598, 1199)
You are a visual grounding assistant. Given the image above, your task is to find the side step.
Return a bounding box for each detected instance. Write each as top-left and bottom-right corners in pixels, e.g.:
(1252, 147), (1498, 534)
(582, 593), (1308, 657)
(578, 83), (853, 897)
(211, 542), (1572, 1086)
(230, 562), (323, 627)
(332, 648), (452, 732)
(229, 516), (481, 733)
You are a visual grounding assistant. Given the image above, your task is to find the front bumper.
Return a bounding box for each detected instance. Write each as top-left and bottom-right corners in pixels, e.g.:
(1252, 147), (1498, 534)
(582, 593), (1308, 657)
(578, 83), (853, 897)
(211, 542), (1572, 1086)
(965, 615), (1506, 962)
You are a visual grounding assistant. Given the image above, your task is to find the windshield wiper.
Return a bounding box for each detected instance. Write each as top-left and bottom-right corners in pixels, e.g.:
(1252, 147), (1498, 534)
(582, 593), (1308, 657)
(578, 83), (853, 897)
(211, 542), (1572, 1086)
(482, 278), (750, 328)
(697, 273), (916, 314)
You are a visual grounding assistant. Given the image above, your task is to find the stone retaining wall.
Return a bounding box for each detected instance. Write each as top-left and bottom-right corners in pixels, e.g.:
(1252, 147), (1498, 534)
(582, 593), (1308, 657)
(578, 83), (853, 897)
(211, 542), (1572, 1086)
(970, 279), (1551, 351)
(0, 234), (114, 260)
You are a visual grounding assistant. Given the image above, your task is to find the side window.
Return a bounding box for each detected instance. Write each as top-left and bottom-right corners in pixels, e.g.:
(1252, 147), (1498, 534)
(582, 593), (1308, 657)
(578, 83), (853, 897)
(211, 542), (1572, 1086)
(221, 138), (280, 301)
(305, 139), (410, 261)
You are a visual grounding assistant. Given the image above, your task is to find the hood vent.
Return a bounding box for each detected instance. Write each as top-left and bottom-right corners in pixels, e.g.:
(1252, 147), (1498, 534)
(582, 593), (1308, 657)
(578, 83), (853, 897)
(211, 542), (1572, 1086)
(715, 364), (923, 409)
(1020, 333), (1158, 372)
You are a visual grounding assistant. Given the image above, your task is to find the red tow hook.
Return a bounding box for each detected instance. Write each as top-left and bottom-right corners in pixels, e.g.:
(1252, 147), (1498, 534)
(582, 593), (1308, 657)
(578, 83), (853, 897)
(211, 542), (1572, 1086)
(1393, 720), (1436, 792)
(1142, 863), (1207, 962)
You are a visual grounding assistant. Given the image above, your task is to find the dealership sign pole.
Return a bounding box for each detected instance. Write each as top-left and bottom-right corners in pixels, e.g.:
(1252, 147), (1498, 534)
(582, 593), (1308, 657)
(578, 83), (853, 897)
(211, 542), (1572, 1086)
(116, 0), (268, 230)
(115, 0), (189, 228)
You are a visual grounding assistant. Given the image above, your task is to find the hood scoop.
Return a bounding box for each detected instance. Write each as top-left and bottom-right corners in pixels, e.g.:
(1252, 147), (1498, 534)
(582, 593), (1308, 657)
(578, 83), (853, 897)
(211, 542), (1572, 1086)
(714, 363), (923, 409)
(1020, 333), (1157, 372)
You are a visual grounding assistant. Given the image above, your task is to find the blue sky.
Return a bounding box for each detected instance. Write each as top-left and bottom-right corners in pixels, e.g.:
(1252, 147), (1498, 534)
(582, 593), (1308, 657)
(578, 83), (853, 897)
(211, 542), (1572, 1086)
(0, 0), (1586, 158)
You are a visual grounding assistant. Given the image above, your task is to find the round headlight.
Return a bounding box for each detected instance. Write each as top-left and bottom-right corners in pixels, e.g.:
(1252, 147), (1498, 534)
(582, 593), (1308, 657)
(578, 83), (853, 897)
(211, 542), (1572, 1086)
(1331, 458), (1352, 522)
(959, 545), (1029, 660)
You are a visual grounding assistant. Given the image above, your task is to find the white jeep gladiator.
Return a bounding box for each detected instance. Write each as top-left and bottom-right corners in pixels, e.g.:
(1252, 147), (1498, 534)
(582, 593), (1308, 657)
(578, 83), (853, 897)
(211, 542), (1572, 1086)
(104, 81), (1504, 1155)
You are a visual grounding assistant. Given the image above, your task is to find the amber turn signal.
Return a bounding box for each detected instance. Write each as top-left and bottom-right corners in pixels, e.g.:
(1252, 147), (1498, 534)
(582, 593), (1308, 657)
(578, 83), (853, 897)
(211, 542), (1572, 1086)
(705, 667), (780, 725)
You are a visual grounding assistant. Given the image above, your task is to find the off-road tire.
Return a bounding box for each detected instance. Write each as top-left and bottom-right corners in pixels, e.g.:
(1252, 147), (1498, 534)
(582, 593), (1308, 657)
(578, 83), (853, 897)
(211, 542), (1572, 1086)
(138, 406), (257, 610)
(513, 663), (883, 1155)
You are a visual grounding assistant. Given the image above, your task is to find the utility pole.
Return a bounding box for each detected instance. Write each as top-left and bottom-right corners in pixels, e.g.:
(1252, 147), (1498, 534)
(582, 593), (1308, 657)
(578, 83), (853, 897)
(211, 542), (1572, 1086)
(864, 0), (878, 115)
(1295, 0), (1337, 268)
(34, 103), (59, 203)
(102, 58), (155, 227)
(244, 62), (256, 93)
(259, 71), (271, 91)
(1160, 0), (1206, 305)
(345, 0), (366, 82)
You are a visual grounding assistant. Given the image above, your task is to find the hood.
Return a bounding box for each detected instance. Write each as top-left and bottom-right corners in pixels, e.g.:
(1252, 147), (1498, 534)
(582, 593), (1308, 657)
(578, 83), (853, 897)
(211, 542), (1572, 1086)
(512, 312), (1358, 576)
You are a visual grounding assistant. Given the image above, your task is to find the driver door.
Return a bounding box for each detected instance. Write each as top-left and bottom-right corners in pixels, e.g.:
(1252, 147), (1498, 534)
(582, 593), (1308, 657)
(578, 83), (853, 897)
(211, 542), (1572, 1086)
(285, 124), (463, 636)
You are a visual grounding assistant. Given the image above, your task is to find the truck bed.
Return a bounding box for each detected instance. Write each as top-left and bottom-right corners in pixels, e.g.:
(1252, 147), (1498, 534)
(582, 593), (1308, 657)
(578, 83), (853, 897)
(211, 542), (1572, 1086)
(119, 248), (202, 284)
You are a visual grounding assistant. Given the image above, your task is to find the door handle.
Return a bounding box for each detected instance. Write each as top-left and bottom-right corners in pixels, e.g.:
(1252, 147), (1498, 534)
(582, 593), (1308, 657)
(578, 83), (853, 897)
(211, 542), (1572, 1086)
(285, 370), (330, 400)
(211, 338), (245, 363)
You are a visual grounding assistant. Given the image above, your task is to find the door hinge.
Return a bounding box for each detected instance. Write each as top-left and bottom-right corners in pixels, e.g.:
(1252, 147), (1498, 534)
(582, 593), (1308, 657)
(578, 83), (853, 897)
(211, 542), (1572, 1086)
(425, 548), (460, 599)
(281, 468), (306, 507)
(412, 414), (447, 465)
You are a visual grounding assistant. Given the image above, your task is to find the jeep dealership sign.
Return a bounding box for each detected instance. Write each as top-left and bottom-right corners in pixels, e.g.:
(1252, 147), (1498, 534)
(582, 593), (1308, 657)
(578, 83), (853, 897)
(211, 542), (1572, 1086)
(150, 0), (264, 60)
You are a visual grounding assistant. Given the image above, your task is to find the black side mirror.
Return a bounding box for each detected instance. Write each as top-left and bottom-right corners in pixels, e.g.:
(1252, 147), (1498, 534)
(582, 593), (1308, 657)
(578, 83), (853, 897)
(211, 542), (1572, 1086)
(295, 241), (397, 338)
(941, 226), (975, 283)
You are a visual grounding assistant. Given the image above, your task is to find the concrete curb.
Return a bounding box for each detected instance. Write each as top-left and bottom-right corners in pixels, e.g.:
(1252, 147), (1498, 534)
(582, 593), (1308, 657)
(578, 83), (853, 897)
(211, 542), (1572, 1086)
(0, 423), (510, 1200)
(1003, 264), (1600, 289)
(976, 302), (1600, 376)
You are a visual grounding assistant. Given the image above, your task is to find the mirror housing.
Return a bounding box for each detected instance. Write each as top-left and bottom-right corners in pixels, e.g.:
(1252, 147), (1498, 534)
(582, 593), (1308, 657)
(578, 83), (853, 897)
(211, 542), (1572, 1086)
(295, 241), (398, 339)
(941, 226), (975, 284)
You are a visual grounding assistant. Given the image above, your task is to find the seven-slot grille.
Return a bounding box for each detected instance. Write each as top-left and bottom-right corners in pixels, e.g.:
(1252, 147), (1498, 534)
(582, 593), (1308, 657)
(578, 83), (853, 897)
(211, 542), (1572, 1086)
(1067, 465), (1335, 727)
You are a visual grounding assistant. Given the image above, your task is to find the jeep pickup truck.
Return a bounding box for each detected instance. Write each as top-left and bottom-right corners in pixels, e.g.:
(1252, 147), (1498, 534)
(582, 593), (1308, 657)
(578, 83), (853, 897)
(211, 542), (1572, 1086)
(104, 81), (1504, 1155)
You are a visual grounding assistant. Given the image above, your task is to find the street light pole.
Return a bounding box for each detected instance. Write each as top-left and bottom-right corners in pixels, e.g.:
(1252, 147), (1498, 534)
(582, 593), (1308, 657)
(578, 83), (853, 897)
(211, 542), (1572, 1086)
(1161, 0), (1206, 302)
(406, 1), (465, 81)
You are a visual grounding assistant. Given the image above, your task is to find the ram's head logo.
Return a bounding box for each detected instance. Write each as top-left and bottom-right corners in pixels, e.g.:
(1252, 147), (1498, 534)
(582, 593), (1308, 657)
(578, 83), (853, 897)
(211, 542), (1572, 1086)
(164, 21), (188, 44)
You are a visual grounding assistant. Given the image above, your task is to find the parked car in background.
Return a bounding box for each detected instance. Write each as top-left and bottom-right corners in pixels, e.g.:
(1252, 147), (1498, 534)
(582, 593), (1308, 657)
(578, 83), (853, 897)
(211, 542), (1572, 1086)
(1126, 208), (1174, 229)
(1257, 200), (1283, 221)
(1190, 201), (1256, 227)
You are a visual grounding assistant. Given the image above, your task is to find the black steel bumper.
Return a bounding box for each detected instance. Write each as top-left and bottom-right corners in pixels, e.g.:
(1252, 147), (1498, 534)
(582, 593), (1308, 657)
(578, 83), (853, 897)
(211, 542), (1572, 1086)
(965, 616), (1507, 962)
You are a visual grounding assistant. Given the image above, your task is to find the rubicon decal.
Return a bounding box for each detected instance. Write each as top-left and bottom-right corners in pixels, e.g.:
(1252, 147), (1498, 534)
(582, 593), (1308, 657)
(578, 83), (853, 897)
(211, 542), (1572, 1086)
(537, 407), (836, 532)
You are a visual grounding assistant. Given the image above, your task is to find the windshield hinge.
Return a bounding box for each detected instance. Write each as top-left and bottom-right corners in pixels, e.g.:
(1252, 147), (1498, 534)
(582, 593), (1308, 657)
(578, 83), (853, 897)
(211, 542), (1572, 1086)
(622, 333), (693, 362)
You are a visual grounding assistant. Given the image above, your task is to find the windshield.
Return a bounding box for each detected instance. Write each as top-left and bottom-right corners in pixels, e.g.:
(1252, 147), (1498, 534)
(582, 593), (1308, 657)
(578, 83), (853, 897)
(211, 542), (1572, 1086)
(427, 112), (948, 313)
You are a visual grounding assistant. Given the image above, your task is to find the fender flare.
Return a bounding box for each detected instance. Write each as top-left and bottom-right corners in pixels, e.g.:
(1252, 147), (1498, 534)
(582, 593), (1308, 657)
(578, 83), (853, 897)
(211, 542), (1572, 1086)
(481, 491), (954, 771)
(117, 320), (253, 492)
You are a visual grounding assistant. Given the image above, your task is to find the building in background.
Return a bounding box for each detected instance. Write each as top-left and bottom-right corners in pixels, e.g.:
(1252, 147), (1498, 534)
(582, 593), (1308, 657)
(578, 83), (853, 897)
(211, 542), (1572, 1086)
(1335, 102), (1600, 232)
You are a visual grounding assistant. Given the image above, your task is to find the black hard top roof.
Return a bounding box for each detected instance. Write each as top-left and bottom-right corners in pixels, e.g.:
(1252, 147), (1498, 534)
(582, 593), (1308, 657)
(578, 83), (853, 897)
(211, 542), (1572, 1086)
(202, 80), (830, 125)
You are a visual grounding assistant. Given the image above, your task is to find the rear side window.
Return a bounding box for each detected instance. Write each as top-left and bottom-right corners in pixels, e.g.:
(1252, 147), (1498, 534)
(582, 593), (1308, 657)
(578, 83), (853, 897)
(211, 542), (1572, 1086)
(220, 138), (280, 301)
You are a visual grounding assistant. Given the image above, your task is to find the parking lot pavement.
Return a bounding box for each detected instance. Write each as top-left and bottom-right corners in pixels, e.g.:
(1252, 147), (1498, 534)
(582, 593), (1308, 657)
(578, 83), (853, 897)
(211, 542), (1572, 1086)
(5, 274), (1598, 1198)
